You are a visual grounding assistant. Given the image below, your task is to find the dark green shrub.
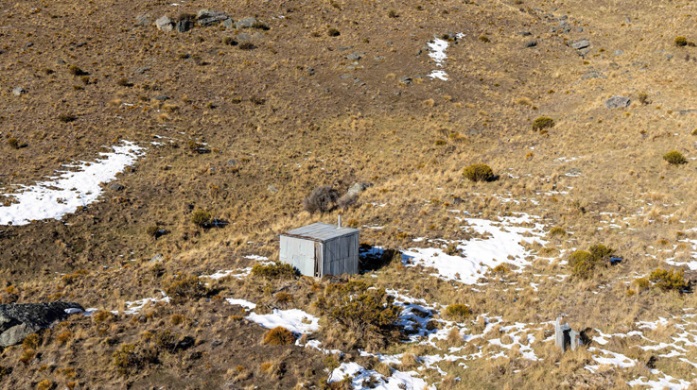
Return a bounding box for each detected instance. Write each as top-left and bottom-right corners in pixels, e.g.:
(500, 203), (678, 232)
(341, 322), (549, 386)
(675, 36), (688, 47)
(443, 304), (472, 321)
(251, 263), (297, 279)
(649, 268), (688, 292)
(262, 327), (296, 345)
(163, 273), (208, 303)
(463, 164), (496, 182)
(569, 244), (615, 278)
(314, 281), (399, 337)
(112, 344), (143, 374)
(532, 116), (555, 131)
(663, 150), (687, 165)
(589, 244), (614, 262)
(190, 209), (212, 227)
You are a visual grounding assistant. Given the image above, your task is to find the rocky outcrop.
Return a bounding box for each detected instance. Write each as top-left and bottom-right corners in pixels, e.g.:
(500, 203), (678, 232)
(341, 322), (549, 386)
(0, 302), (83, 347)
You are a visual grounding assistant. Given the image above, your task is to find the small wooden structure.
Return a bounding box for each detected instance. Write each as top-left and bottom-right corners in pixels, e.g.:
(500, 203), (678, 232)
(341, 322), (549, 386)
(554, 316), (580, 352)
(279, 220), (359, 277)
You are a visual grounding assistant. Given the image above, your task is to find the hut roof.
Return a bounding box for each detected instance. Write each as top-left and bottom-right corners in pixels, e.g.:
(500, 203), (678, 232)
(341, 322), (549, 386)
(282, 222), (358, 242)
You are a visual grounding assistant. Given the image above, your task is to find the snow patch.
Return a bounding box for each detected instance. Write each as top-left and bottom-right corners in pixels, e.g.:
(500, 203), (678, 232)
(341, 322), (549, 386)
(246, 309), (319, 334)
(0, 141), (143, 226)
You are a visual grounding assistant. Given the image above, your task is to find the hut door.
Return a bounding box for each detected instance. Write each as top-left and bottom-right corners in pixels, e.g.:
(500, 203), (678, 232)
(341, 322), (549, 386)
(314, 242), (321, 277)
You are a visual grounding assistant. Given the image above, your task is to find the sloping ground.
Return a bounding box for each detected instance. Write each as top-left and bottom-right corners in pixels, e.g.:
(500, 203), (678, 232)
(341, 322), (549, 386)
(1, 0), (697, 388)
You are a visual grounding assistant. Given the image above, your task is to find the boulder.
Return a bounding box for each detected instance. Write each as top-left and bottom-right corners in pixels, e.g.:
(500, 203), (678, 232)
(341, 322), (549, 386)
(347, 182), (373, 197)
(571, 39), (590, 50)
(605, 96), (631, 109)
(0, 302), (84, 347)
(155, 16), (174, 32)
(196, 10), (231, 27)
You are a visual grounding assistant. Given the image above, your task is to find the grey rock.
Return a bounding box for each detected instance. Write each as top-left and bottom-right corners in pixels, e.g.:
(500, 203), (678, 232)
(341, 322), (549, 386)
(196, 10), (230, 27)
(109, 183), (125, 191)
(346, 52), (364, 61)
(614, 50), (624, 56)
(347, 182), (373, 197)
(155, 95), (170, 101)
(223, 18), (234, 29)
(525, 40), (538, 48)
(267, 184), (278, 193)
(12, 87), (26, 97)
(399, 76), (412, 85)
(155, 16), (174, 32)
(581, 69), (605, 79)
(235, 17), (265, 29)
(151, 253), (164, 263)
(134, 66), (150, 75)
(135, 14), (151, 27)
(571, 39), (590, 50)
(0, 302), (84, 347)
(605, 96), (631, 109)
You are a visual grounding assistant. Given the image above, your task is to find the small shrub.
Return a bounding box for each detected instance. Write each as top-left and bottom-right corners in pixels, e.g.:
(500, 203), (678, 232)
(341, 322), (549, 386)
(116, 78), (133, 87)
(463, 163), (496, 182)
(262, 327), (296, 345)
(7, 138), (26, 149)
(638, 92), (650, 105)
(492, 264), (511, 274)
(568, 250), (596, 279)
(444, 242), (460, 256)
(327, 28), (340, 37)
(251, 263), (297, 279)
(58, 114), (77, 123)
(478, 35), (490, 43)
(55, 329), (72, 344)
(68, 65), (88, 76)
(112, 344), (142, 374)
(92, 310), (114, 323)
(222, 37), (237, 46)
(649, 268), (688, 292)
(589, 244), (614, 262)
(675, 36), (688, 47)
(548, 226), (566, 237)
(443, 304), (472, 321)
(170, 314), (186, 326)
(633, 277), (650, 291)
(303, 186), (340, 213)
(238, 42), (256, 50)
(163, 273), (208, 303)
(36, 379), (54, 390)
(532, 116), (555, 131)
(663, 150), (687, 165)
(274, 292), (294, 304)
(190, 209), (212, 227)
(388, 10), (399, 18)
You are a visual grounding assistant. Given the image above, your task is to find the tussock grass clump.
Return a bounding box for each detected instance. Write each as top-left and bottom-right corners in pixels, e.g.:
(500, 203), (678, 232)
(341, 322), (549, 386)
(190, 209), (212, 227)
(163, 273), (208, 303)
(649, 268), (688, 292)
(532, 116), (555, 131)
(7, 138), (27, 149)
(327, 28), (340, 37)
(675, 36), (688, 47)
(463, 164), (496, 182)
(492, 264), (511, 274)
(251, 263), (297, 279)
(58, 114), (77, 123)
(35, 379), (54, 390)
(68, 65), (88, 76)
(303, 186), (340, 213)
(112, 343), (157, 374)
(548, 226), (566, 237)
(262, 326), (296, 345)
(663, 150), (687, 165)
(443, 304), (472, 321)
(568, 244), (615, 279)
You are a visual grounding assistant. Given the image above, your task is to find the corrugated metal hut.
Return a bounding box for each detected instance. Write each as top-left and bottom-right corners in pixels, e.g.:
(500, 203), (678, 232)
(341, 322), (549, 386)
(280, 221), (359, 277)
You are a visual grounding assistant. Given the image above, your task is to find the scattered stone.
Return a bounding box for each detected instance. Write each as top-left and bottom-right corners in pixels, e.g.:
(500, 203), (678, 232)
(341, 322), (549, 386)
(399, 76), (412, 85)
(614, 50), (624, 56)
(196, 10), (231, 27)
(524, 40), (538, 48)
(0, 302), (84, 347)
(235, 17), (268, 30)
(605, 96), (631, 109)
(267, 185), (278, 193)
(154, 95), (170, 101)
(135, 14), (151, 27)
(151, 253), (164, 263)
(12, 87), (26, 97)
(346, 182), (373, 197)
(223, 18), (234, 29)
(570, 39), (590, 50)
(109, 183), (125, 192)
(518, 31), (532, 36)
(134, 66), (150, 75)
(346, 52), (364, 61)
(581, 69), (606, 80)
(306, 67), (315, 76)
(155, 16), (174, 32)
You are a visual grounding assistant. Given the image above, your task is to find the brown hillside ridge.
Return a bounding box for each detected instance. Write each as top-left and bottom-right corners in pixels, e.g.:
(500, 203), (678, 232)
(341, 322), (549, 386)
(0, 0), (696, 388)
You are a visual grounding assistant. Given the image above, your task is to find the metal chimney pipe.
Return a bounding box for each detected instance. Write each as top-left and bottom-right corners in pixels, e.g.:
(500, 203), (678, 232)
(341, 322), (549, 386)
(338, 215), (342, 228)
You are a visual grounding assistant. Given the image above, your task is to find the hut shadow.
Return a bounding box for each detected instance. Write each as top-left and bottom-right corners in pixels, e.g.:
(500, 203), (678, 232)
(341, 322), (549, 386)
(359, 244), (400, 273)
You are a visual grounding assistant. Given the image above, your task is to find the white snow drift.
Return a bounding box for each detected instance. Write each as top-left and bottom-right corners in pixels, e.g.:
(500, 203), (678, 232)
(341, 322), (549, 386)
(0, 141), (144, 226)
